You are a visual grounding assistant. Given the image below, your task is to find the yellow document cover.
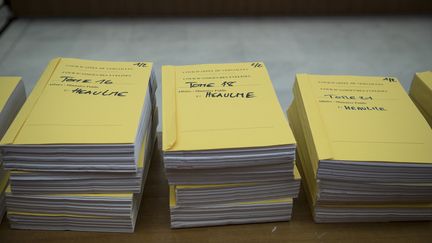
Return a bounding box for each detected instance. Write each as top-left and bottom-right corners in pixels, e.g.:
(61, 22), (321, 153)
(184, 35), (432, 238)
(411, 71), (432, 93)
(410, 71), (432, 126)
(162, 62), (295, 152)
(293, 74), (432, 164)
(0, 76), (22, 112)
(0, 58), (153, 145)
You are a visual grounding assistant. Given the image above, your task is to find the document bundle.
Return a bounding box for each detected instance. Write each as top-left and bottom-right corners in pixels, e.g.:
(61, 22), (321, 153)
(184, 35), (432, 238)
(0, 76), (26, 222)
(288, 74), (432, 223)
(162, 62), (299, 228)
(1, 58), (158, 232)
(410, 71), (432, 127)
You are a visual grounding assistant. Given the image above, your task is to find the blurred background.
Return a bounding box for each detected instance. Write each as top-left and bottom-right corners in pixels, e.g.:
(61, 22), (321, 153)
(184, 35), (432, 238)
(0, 0), (431, 130)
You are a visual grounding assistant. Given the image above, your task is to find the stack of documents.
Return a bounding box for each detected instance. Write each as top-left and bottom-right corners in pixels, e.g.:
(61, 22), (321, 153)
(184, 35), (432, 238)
(173, 168), (300, 206)
(162, 62), (299, 228)
(410, 71), (432, 127)
(1, 58), (158, 232)
(0, 76), (26, 222)
(288, 73), (432, 223)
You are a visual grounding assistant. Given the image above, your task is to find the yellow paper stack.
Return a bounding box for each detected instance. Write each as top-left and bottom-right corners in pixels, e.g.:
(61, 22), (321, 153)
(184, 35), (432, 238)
(0, 77), (26, 222)
(0, 58), (158, 232)
(288, 74), (432, 223)
(162, 62), (300, 228)
(410, 71), (432, 127)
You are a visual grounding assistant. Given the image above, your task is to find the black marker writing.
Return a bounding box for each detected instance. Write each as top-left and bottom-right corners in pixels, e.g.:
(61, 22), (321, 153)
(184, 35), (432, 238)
(343, 105), (386, 111)
(221, 81), (236, 87)
(60, 76), (113, 85)
(94, 79), (113, 85)
(325, 94), (373, 100)
(133, 62), (147, 67)
(61, 76), (91, 83)
(186, 82), (214, 88)
(71, 88), (128, 97)
(205, 91), (255, 99)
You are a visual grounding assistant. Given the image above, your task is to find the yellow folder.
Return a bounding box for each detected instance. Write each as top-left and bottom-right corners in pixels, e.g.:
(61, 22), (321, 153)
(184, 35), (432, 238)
(0, 76), (22, 111)
(162, 62), (295, 152)
(410, 71), (432, 126)
(293, 74), (432, 167)
(0, 58), (153, 145)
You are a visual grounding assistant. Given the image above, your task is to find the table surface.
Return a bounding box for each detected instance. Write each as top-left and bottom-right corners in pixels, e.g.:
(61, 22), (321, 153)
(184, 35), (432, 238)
(1, 135), (431, 243)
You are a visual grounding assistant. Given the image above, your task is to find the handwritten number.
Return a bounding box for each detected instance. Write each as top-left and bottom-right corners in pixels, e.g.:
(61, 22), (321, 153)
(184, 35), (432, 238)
(251, 62), (262, 68)
(383, 77), (396, 82)
(133, 62), (147, 68)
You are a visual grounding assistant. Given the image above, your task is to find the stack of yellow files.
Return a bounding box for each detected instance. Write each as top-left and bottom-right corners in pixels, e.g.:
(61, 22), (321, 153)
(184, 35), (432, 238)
(162, 62), (299, 228)
(1, 58), (158, 232)
(0, 76), (26, 222)
(410, 71), (432, 127)
(288, 73), (432, 223)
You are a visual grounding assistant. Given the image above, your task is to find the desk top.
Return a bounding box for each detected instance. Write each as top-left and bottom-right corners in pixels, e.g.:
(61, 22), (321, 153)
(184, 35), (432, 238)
(1, 135), (431, 243)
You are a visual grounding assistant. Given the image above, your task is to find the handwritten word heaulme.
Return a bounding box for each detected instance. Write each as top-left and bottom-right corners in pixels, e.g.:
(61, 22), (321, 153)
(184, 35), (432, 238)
(205, 91), (255, 99)
(71, 88), (128, 97)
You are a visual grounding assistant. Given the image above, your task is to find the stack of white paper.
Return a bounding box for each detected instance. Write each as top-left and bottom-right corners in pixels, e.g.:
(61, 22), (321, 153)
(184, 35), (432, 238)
(174, 170), (300, 206)
(170, 186), (294, 229)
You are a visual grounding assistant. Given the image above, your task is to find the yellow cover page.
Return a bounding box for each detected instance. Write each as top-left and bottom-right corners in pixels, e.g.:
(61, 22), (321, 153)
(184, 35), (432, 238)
(162, 62), (295, 152)
(1, 58), (153, 145)
(410, 71), (432, 126)
(415, 71), (432, 91)
(0, 77), (22, 112)
(294, 74), (432, 164)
